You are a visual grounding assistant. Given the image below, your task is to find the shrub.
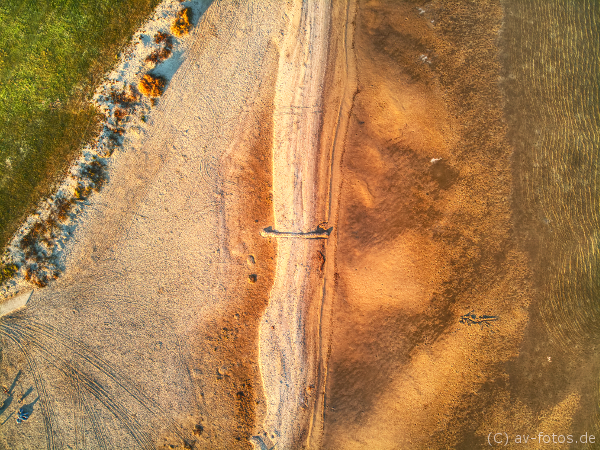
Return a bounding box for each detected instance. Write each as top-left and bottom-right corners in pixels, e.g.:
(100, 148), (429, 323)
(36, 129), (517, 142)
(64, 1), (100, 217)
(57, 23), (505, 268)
(146, 32), (174, 65)
(73, 183), (92, 201)
(53, 196), (74, 222)
(154, 31), (174, 48)
(113, 108), (128, 123)
(77, 159), (107, 195)
(138, 73), (167, 97)
(171, 8), (192, 37)
(145, 47), (172, 65)
(109, 85), (140, 107)
(24, 265), (48, 288)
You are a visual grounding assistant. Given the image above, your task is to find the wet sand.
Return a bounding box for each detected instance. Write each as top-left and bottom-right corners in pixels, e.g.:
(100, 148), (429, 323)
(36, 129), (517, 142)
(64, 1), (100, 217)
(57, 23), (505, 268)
(320, 1), (599, 449)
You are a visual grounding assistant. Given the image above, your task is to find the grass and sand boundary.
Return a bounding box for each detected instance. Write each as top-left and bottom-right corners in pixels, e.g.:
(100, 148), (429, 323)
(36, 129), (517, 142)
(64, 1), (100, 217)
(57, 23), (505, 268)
(0, 0), (160, 249)
(0, 0), (212, 298)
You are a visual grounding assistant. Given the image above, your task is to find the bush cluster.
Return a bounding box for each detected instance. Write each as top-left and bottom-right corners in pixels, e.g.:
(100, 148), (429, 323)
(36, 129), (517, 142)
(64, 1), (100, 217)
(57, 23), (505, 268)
(145, 32), (174, 65)
(171, 8), (192, 37)
(19, 217), (61, 287)
(13, 157), (107, 288)
(98, 84), (141, 155)
(138, 74), (167, 97)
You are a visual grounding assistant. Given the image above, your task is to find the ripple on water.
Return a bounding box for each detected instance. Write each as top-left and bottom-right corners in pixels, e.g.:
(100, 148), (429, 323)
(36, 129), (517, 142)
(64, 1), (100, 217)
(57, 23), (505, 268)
(502, 0), (599, 349)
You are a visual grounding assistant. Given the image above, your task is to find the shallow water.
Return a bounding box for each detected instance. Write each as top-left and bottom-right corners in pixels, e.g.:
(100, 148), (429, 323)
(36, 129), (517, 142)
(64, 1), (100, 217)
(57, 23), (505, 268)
(502, 0), (599, 350)
(499, 0), (600, 445)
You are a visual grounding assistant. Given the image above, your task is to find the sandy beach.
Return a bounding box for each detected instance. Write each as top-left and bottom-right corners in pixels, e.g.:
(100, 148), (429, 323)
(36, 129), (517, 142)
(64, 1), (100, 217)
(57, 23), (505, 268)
(1, 0), (598, 449)
(0, 1), (285, 448)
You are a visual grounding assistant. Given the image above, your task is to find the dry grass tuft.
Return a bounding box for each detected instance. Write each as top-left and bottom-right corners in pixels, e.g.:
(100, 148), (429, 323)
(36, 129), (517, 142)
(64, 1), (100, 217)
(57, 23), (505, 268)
(53, 196), (74, 222)
(146, 32), (174, 65)
(154, 31), (174, 46)
(73, 183), (93, 201)
(145, 47), (173, 65)
(81, 159), (107, 190)
(171, 8), (192, 37)
(138, 73), (167, 97)
(113, 108), (128, 123)
(110, 87), (137, 107)
(73, 159), (107, 200)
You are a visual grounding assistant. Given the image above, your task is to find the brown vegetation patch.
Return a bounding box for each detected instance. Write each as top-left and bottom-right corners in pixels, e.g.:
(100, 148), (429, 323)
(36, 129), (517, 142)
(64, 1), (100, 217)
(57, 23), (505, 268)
(80, 159), (107, 192)
(154, 31), (174, 46)
(113, 108), (128, 122)
(171, 8), (192, 37)
(146, 32), (174, 65)
(138, 73), (167, 97)
(18, 217), (61, 287)
(53, 196), (75, 222)
(145, 47), (172, 65)
(109, 84), (139, 107)
(23, 264), (58, 288)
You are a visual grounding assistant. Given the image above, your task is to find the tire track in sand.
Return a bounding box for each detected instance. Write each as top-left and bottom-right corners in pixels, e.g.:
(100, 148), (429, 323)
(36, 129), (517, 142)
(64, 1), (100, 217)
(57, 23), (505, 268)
(1, 318), (196, 448)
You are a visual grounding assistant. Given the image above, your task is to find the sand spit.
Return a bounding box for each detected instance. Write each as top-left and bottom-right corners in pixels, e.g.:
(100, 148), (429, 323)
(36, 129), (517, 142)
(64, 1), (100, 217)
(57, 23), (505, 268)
(0, 1), (287, 448)
(253, 0), (333, 448)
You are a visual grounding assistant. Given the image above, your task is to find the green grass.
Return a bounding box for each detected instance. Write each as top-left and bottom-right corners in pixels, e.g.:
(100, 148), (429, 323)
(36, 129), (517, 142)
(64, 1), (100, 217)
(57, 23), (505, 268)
(0, 0), (160, 250)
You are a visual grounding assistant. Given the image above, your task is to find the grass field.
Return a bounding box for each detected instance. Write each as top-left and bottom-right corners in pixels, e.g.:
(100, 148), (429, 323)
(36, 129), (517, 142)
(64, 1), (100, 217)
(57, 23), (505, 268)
(0, 0), (161, 250)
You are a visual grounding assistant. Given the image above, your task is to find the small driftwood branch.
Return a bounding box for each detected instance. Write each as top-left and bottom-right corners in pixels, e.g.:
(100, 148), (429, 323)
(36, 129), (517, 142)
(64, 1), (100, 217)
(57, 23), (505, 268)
(260, 225), (332, 239)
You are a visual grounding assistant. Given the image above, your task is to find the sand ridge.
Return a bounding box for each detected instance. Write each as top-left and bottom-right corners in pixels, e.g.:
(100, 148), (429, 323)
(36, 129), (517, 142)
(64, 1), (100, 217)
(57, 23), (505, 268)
(254, 0), (335, 448)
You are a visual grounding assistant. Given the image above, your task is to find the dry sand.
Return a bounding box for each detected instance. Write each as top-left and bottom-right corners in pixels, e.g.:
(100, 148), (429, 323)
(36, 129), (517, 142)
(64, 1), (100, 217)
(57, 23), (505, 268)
(253, 0), (333, 448)
(0, 1), (286, 448)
